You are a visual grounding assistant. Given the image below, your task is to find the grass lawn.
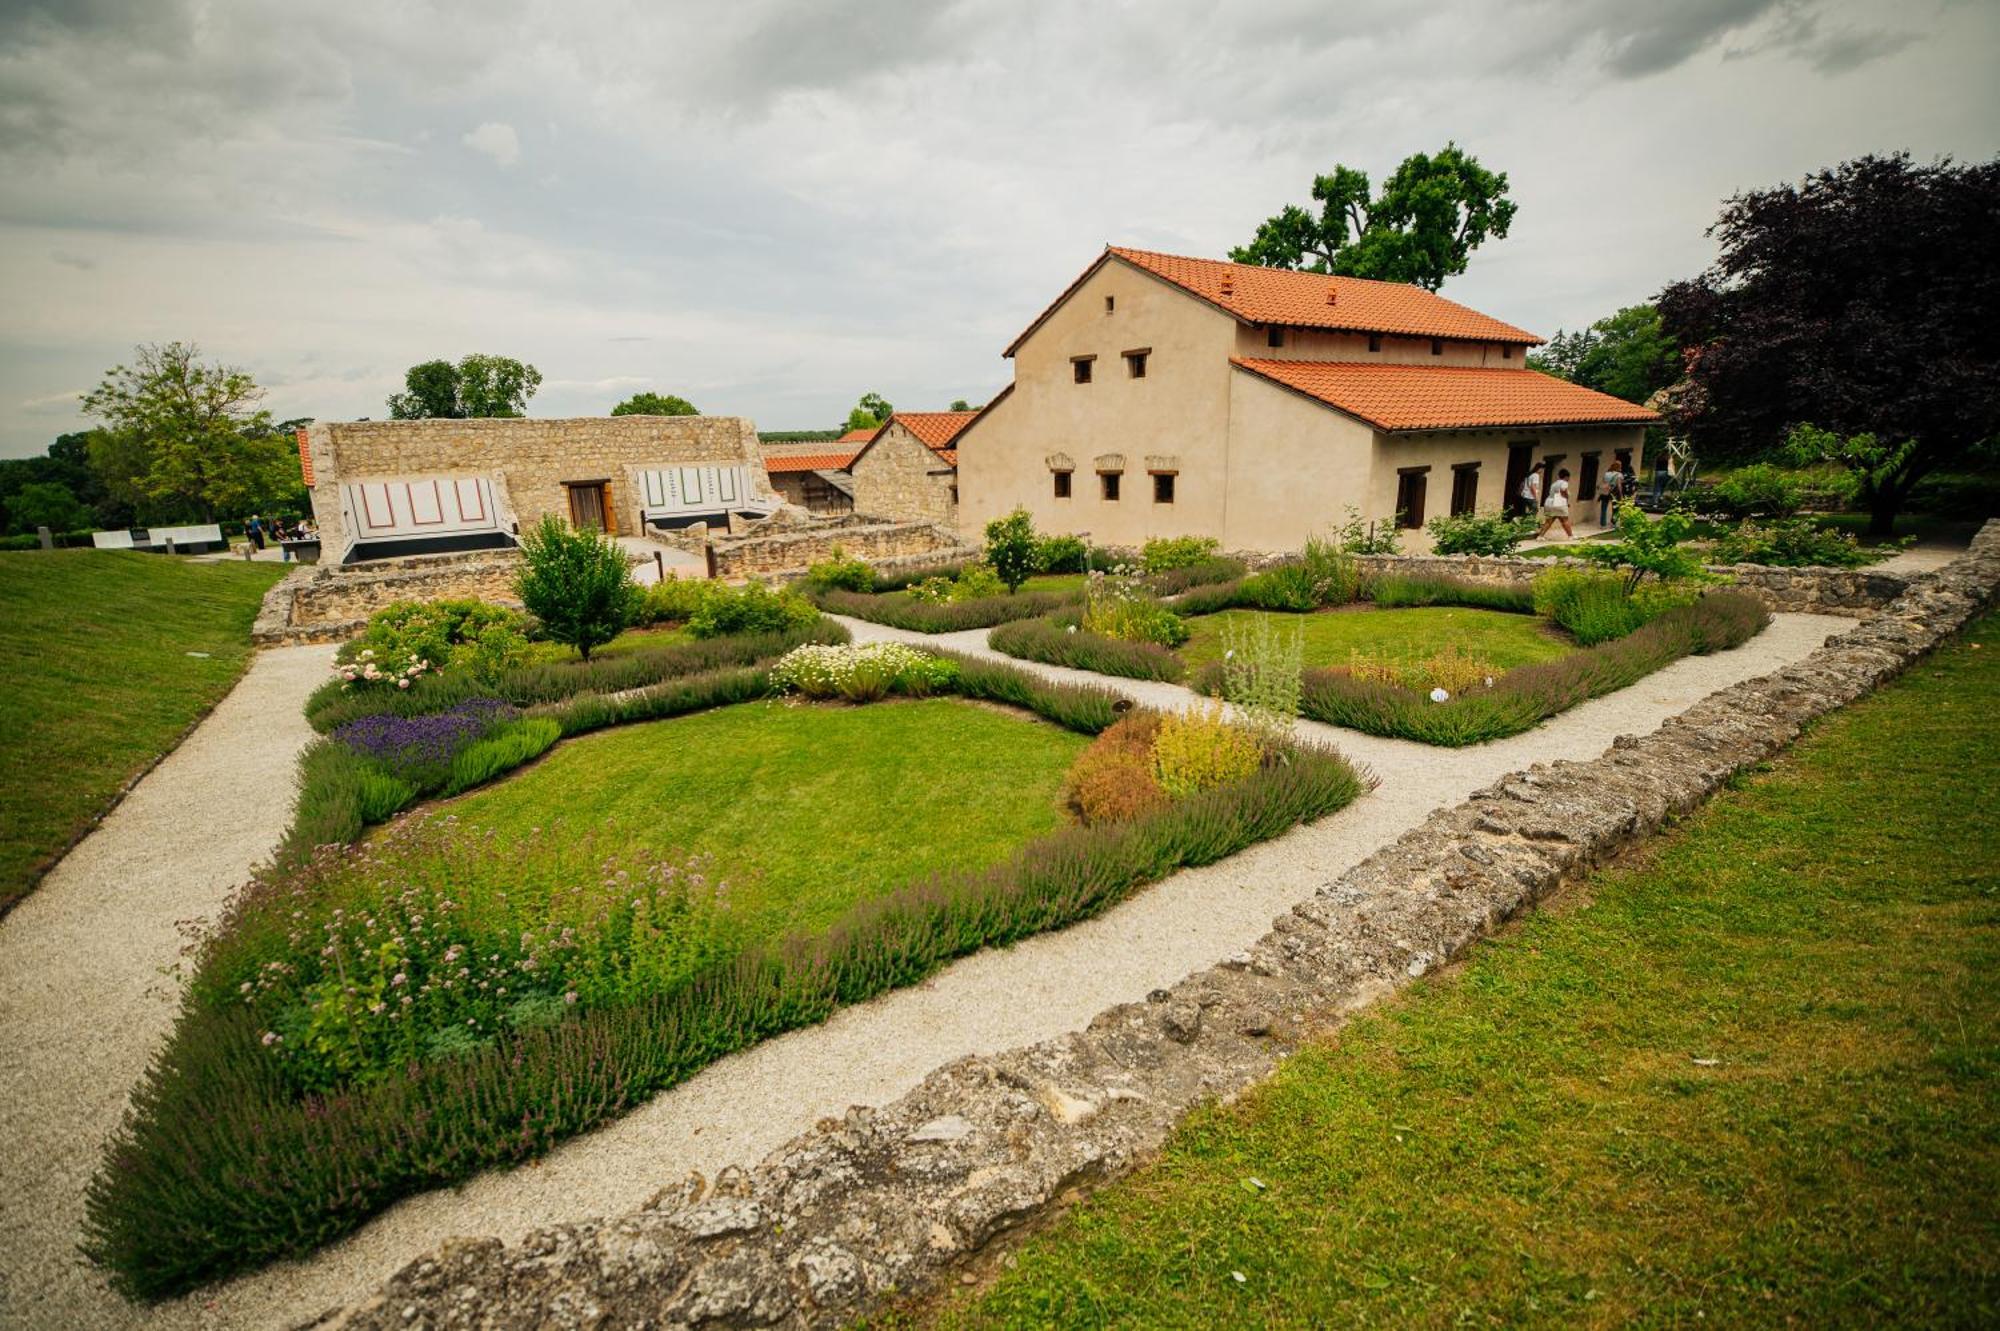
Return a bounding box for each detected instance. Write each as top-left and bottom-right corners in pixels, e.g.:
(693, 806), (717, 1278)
(1179, 606), (1574, 672)
(0, 551), (286, 911)
(521, 622), (693, 663)
(432, 696), (1087, 939)
(909, 615), (1999, 1329)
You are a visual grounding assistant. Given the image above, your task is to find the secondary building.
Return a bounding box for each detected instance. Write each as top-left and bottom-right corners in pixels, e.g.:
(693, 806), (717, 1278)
(300, 415), (777, 564)
(955, 246), (1657, 552)
(760, 427), (869, 515)
(848, 410), (979, 527)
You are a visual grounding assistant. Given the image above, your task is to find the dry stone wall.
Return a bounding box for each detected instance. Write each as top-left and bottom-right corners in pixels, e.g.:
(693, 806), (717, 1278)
(253, 551), (526, 644)
(849, 424), (957, 527)
(705, 518), (971, 578)
(330, 527), (2000, 1330)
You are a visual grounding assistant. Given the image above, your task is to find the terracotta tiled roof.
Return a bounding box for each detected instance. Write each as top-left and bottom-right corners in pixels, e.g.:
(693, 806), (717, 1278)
(1231, 359), (1660, 432)
(762, 451), (859, 474)
(891, 411), (980, 452)
(1114, 248), (1542, 344)
(836, 428), (874, 444)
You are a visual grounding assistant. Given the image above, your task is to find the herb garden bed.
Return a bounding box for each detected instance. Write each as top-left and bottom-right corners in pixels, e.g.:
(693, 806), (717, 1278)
(86, 624), (1365, 1298)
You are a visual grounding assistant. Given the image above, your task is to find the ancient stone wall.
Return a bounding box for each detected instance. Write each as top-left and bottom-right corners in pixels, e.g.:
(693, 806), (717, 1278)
(303, 416), (773, 558)
(335, 525), (2000, 1329)
(706, 518), (972, 578)
(849, 424), (957, 527)
(252, 550), (527, 644)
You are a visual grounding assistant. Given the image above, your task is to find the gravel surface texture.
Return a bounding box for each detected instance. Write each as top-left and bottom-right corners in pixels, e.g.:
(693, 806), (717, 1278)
(1, 615), (1848, 1329)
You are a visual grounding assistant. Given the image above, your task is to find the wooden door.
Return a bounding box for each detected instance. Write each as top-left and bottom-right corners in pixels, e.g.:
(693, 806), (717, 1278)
(567, 482), (607, 531)
(1504, 444), (1534, 515)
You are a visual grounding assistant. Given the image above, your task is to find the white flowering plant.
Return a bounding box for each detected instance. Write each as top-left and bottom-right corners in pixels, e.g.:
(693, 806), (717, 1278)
(331, 648), (437, 692)
(768, 641), (959, 703)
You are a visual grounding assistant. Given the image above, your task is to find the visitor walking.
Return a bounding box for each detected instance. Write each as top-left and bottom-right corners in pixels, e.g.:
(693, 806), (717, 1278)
(246, 514), (265, 551)
(1599, 460), (1625, 527)
(1536, 468), (1574, 540)
(1518, 465), (1543, 517)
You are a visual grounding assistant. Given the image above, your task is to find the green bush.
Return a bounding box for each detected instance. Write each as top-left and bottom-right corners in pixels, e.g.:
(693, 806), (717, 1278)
(1425, 511), (1538, 555)
(642, 577), (715, 623)
(1367, 575), (1535, 613)
(1711, 518), (1877, 568)
(686, 581), (820, 639)
(1234, 540), (1359, 612)
(767, 642), (960, 702)
(812, 585), (1081, 633)
(1708, 464), (1805, 519)
(801, 547), (875, 593)
(1532, 568), (1697, 646)
(1081, 572), (1189, 647)
(1036, 534), (1088, 573)
(514, 515), (644, 660)
(984, 508), (1041, 592)
(1151, 703), (1263, 797)
(1906, 470), (2000, 520)
(338, 600), (535, 682)
(1140, 535), (1221, 573)
(1145, 556), (1247, 597)
(907, 563), (1007, 605)
(442, 718), (562, 795)
(989, 616), (1186, 682)
(1335, 506), (1402, 555)
(867, 561), (970, 593)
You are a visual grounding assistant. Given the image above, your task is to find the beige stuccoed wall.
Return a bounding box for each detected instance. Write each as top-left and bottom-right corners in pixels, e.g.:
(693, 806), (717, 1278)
(305, 416), (772, 557)
(958, 262), (1242, 547)
(1233, 325), (1527, 368)
(850, 423), (958, 525)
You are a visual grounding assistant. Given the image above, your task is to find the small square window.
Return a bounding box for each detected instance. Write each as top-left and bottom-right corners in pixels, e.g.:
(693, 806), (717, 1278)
(1053, 470), (1072, 499)
(1152, 472), (1175, 504)
(1501, 344), (1514, 360)
(1267, 326), (1284, 348)
(1101, 471), (1121, 502)
(1073, 358), (1093, 384)
(1430, 338), (1443, 356)
(1368, 333), (1382, 353)
(1126, 351), (1147, 378)
(1105, 295), (1115, 313)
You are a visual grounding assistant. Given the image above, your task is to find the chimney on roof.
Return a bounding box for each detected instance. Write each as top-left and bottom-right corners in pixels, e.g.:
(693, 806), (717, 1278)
(1326, 284), (1338, 306)
(1219, 276), (1234, 296)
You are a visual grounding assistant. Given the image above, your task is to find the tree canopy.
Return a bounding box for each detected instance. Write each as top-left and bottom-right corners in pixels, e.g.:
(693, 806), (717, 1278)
(1657, 152), (2000, 533)
(1528, 304), (1679, 405)
(845, 391), (893, 433)
(387, 354), (542, 419)
(610, 391), (699, 417)
(1229, 143), (1516, 291)
(79, 342), (301, 523)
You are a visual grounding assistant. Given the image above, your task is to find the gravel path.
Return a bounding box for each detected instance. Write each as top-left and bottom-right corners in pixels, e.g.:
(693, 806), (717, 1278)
(2, 615), (1852, 1329)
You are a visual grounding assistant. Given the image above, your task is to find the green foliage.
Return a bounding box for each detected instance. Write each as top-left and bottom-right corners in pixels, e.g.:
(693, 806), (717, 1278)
(983, 508), (1041, 592)
(4, 481), (92, 535)
(1035, 533), (1088, 574)
(1151, 704), (1263, 798)
(1533, 568), (1696, 646)
(1526, 304), (1680, 405)
(1139, 535), (1221, 573)
(811, 585), (1081, 633)
(1296, 593), (1768, 745)
(1062, 714), (1169, 827)
(342, 600), (534, 682)
(685, 581), (819, 639)
(79, 341), (300, 524)
(801, 547), (875, 593)
(844, 391), (893, 434)
(1229, 143), (1516, 291)
(1217, 612), (1303, 739)
(1145, 555), (1247, 597)
(1782, 423), (1925, 533)
(1334, 506), (1403, 554)
(514, 515), (644, 659)
(766, 642), (960, 702)
(908, 563), (1007, 604)
(1081, 570), (1189, 647)
(1710, 518), (1879, 568)
(609, 391), (698, 417)
(1708, 463), (1805, 518)
(388, 354), (541, 419)
(642, 576), (715, 623)
(1582, 504), (1711, 593)
(1425, 510), (1538, 555)
(442, 718), (562, 795)
(1368, 574), (1535, 613)
(1235, 537), (1361, 611)
(989, 616), (1186, 683)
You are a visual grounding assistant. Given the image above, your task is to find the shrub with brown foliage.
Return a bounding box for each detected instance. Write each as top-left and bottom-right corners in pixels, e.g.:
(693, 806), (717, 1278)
(1062, 713), (1169, 825)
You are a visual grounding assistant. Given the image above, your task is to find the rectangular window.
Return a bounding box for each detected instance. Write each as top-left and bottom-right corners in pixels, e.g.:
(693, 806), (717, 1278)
(1152, 472), (1175, 504)
(1124, 348), (1149, 378)
(1072, 356), (1095, 384)
(1267, 326), (1285, 348)
(1100, 471), (1121, 502)
(1501, 344), (1514, 360)
(1430, 338), (1443, 356)
(1105, 295), (1115, 313)
(1450, 463), (1479, 517)
(1395, 466), (1429, 528)
(1579, 452), (1601, 502)
(1052, 470), (1072, 499)
(1368, 333), (1382, 353)
(949, 484), (959, 506)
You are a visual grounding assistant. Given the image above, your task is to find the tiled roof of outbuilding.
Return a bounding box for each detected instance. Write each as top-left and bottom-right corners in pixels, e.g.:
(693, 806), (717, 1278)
(762, 451), (859, 474)
(1231, 359), (1660, 432)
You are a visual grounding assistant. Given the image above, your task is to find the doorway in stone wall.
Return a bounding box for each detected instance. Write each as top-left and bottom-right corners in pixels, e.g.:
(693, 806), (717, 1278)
(565, 480), (608, 531)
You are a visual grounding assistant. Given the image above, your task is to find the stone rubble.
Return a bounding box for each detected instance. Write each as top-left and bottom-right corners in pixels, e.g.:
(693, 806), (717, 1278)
(321, 521), (1997, 1331)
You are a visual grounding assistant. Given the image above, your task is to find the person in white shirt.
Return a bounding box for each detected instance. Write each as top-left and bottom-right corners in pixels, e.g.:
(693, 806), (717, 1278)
(1519, 467), (1543, 515)
(1536, 467), (1575, 540)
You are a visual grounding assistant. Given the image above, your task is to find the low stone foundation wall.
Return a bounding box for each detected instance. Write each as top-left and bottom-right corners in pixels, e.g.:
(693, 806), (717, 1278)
(333, 522), (1999, 1329)
(252, 550), (526, 645)
(705, 517), (972, 579)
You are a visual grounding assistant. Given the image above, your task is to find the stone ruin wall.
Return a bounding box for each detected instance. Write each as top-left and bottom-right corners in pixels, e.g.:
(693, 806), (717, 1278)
(332, 525), (2000, 1330)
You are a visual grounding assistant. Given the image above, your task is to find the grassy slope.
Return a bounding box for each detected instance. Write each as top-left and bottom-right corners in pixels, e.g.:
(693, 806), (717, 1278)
(0, 551), (285, 910)
(432, 697), (1087, 939)
(1179, 605), (1574, 672)
(913, 616), (1999, 1329)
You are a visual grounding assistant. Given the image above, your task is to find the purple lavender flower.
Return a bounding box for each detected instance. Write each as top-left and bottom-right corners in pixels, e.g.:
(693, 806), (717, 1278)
(334, 698), (518, 778)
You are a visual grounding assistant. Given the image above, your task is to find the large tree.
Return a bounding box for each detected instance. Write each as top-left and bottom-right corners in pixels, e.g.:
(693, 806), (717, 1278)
(387, 354), (542, 419)
(610, 391), (698, 416)
(79, 342), (296, 523)
(1658, 152), (2000, 534)
(845, 391), (893, 433)
(1230, 143), (1516, 291)
(1528, 304), (1679, 405)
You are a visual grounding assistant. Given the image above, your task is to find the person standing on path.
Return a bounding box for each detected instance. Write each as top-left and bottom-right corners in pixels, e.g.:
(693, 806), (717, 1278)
(1599, 461), (1625, 527)
(246, 514), (265, 551)
(1537, 468), (1575, 540)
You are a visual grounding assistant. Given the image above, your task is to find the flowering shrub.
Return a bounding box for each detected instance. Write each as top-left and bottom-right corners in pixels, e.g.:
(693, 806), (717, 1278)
(769, 642), (959, 702)
(906, 562), (1007, 604)
(1140, 535), (1221, 573)
(983, 508), (1041, 592)
(1344, 643), (1498, 696)
(332, 698), (518, 785)
(686, 581), (820, 639)
(339, 600), (534, 683)
(331, 648), (436, 692)
(1081, 567), (1189, 647)
(1152, 702), (1263, 798)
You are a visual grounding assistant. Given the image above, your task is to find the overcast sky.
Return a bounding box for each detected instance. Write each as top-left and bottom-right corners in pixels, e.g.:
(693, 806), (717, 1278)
(1, 0), (1993, 457)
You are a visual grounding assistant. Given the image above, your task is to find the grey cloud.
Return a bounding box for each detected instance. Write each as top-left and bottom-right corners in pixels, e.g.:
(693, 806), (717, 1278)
(1726, 4), (1918, 72)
